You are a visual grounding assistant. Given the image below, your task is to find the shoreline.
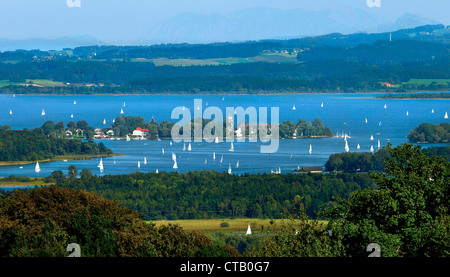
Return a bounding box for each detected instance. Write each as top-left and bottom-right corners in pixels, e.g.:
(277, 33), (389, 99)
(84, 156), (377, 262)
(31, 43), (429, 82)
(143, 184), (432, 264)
(0, 153), (125, 167)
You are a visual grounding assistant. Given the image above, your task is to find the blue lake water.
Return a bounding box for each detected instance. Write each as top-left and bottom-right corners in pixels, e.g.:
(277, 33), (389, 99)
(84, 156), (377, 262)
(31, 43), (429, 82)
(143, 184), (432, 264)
(0, 93), (448, 177)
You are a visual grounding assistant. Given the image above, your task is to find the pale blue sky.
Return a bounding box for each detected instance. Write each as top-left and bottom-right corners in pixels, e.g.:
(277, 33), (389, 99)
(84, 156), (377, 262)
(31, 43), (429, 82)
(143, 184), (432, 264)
(0, 0), (448, 44)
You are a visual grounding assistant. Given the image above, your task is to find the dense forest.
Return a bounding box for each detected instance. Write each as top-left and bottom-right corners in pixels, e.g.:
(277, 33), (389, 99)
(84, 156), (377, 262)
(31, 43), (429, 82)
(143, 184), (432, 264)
(407, 123), (450, 143)
(0, 25), (449, 94)
(0, 124), (113, 162)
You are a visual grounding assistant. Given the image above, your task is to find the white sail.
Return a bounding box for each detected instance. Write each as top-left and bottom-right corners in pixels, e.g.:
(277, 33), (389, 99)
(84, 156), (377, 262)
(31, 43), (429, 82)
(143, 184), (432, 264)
(138, 161), (141, 168)
(126, 135), (130, 141)
(172, 152), (176, 161)
(365, 118), (368, 124)
(144, 157), (147, 165)
(321, 102), (324, 108)
(70, 114), (74, 118)
(123, 101), (126, 107)
(9, 109), (13, 115)
(113, 157), (116, 164)
(215, 137), (219, 143)
(406, 111), (409, 116)
(173, 160), (178, 169)
(431, 109), (435, 114)
(169, 141), (173, 146)
(103, 119), (106, 124)
(213, 152), (216, 161)
(204, 158), (207, 164)
(384, 104), (387, 109)
(292, 105), (296, 110)
(370, 145), (374, 153)
(35, 162), (41, 172)
(357, 144), (361, 150)
(229, 142), (234, 152)
(188, 143), (192, 151)
(378, 139), (381, 149)
(155, 169), (159, 173)
(120, 108), (124, 114)
(73, 100), (76, 105)
(236, 160), (239, 168)
(183, 143), (186, 151)
(228, 164), (232, 174)
(370, 135), (374, 141)
(98, 158), (104, 172)
(246, 224), (251, 235)
(162, 148), (165, 155)
(220, 155), (223, 163)
(345, 140), (349, 152)
(445, 112), (448, 119)
(41, 109), (45, 116)
(309, 144), (312, 154)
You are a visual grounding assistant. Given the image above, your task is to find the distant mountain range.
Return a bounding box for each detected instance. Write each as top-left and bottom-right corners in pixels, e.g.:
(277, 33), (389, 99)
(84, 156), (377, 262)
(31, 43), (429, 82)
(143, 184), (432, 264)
(0, 7), (444, 51)
(0, 35), (106, 52)
(136, 7), (442, 45)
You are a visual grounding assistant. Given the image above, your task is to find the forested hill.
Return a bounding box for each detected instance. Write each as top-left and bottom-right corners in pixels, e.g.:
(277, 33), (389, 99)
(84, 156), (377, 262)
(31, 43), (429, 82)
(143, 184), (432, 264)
(0, 24), (449, 94)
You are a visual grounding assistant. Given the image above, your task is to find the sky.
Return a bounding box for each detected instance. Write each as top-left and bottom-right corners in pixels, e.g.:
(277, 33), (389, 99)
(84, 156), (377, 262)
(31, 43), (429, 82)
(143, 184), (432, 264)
(0, 0), (448, 44)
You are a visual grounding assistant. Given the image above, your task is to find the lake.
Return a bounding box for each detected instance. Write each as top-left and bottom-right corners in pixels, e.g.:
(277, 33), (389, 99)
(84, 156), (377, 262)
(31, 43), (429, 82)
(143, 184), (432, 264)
(0, 93), (448, 177)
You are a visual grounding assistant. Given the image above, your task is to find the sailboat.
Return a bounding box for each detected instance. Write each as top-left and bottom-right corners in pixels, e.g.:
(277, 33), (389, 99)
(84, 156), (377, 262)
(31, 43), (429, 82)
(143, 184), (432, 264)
(155, 169), (159, 173)
(9, 109), (12, 115)
(172, 152), (176, 161)
(357, 144), (361, 150)
(113, 157), (116, 164)
(229, 142), (234, 152)
(41, 109), (45, 116)
(187, 143), (192, 151)
(144, 157), (147, 165)
(182, 143), (186, 151)
(246, 224), (251, 235)
(213, 152), (216, 161)
(370, 135), (374, 141)
(370, 145), (374, 153)
(215, 137), (220, 143)
(120, 108), (124, 114)
(169, 141), (172, 146)
(35, 162), (41, 173)
(378, 139), (381, 149)
(321, 102), (324, 108)
(228, 164), (232, 174)
(445, 112), (448, 119)
(384, 104), (387, 109)
(220, 155), (223, 163)
(292, 105), (296, 110)
(138, 161), (141, 168)
(431, 109), (435, 114)
(345, 140), (349, 152)
(126, 135), (131, 141)
(204, 158), (207, 164)
(103, 119), (106, 125)
(70, 114), (74, 118)
(162, 148), (165, 155)
(309, 144), (312, 154)
(406, 111), (409, 116)
(123, 101), (126, 107)
(236, 160), (239, 168)
(73, 100), (76, 105)
(173, 160), (178, 169)
(98, 158), (104, 172)
(365, 118), (368, 124)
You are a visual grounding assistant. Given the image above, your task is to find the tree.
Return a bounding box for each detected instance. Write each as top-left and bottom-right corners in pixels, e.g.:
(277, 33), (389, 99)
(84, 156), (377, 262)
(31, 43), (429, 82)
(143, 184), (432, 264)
(80, 168), (93, 179)
(68, 165), (78, 178)
(324, 143), (450, 257)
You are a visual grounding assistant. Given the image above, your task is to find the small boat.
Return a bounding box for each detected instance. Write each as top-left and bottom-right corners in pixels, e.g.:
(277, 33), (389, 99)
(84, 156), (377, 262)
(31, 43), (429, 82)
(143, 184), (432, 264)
(384, 104), (387, 109)
(345, 140), (349, 152)
(204, 158), (207, 164)
(370, 145), (374, 153)
(406, 111), (409, 116)
(321, 102), (324, 108)
(41, 109), (45, 116)
(144, 157), (147, 165)
(173, 160), (178, 169)
(246, 224), (251, 235)
(123, 101), (126, 107)
(162, 148), (165, 155)
(98, 158), (104, 172)
(9, 109), (12, 115)
(120, 108), (124, 114)
(172, 152), (176, 161)
(155, 169), (159, 173)
(126, 135), (130, 141)
(378, 139), (381, 149)
(357, 144), (361, 150)
(431, 109), (434, 114)
(35, 162), (41, 173)
(213, 152), (216, 161)
(215, 137), (220, 143)
(220, 155), (223, 163)
(187, 143), (192, 151)
(138, 161), (141, 168)
(71, 114), (74, 118)
(236, 160), (239, 168)
(309, 144), (312, 154)
(292, 105), (296, 110)
(73, 100), (76, 105)
(445, 112), (448, 119)
(103, 119), (106, 124)
(370, 135), (374, 141)
(228, 164), (232, 174)
(182, 143), (186, 151)
(365, 118), (368, 124)
(229, 142), (234, 152)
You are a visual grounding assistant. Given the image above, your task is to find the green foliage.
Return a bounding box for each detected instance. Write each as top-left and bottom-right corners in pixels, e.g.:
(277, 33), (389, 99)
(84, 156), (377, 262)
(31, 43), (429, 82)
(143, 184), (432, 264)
(323, 143), (450, 257)
(407, 123), (450, 143)
(0, 186), (238, 257)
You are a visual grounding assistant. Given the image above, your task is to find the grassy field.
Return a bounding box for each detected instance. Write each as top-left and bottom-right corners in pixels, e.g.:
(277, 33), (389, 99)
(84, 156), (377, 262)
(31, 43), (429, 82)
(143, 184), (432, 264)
(0, 177), (54, 187)
(0, 153), (124, 166)
(151, 218), (327, 236)
(402, 78), (450, 85)
(0, 79), (65, 88)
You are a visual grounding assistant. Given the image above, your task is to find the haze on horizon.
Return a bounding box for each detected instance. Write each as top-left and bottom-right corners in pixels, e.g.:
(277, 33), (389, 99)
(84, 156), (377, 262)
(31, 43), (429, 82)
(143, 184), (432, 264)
(0, 0), (449, 46)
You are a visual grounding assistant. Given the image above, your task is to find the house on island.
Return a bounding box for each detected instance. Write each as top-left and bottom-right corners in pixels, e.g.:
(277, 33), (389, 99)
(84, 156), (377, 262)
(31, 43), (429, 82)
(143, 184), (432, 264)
(132, 127), (149, 137)
(94, 128), (105, 138)
(294, 166), (324, 174)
